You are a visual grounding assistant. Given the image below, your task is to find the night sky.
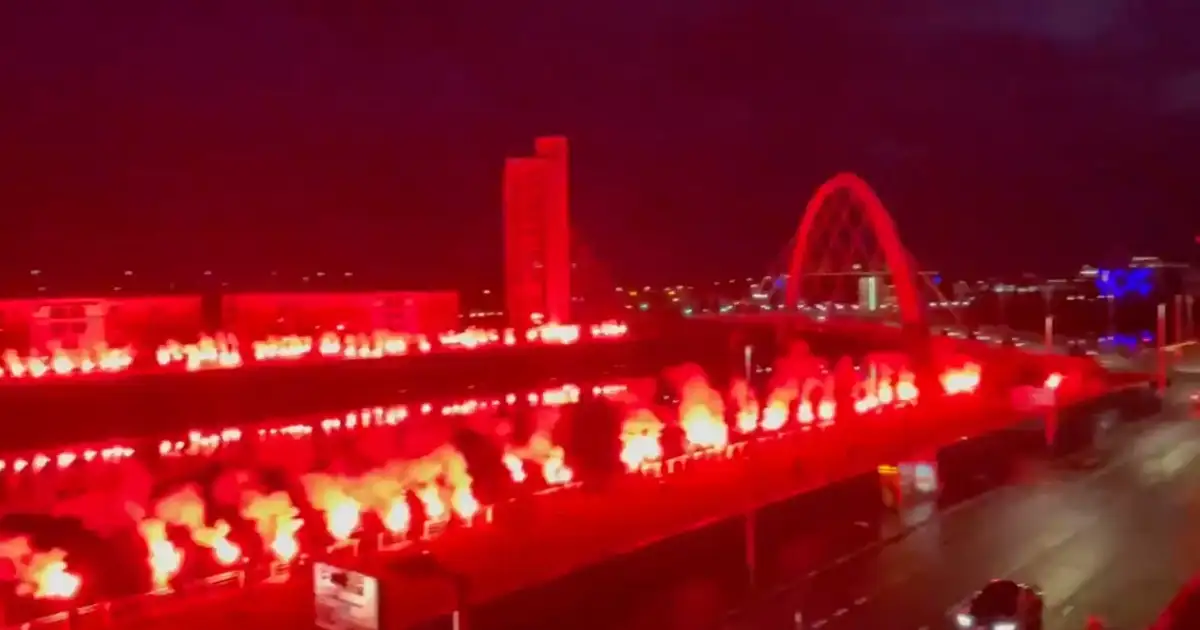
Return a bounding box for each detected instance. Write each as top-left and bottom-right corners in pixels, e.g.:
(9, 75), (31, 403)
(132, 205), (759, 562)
(1, 1), (1197, 290)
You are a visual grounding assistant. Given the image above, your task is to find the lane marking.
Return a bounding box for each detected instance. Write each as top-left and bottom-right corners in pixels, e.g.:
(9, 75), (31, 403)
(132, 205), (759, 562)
(857, 422), (1200, 617)
(726, 416), (1200, 627)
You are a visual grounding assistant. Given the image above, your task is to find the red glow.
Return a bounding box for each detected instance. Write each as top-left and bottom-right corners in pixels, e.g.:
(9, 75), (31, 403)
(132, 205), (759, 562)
(1, 344), (134, 379)
(33, 558), (81, 599)
(505, 138), (571, 327)
(940, 363), (982, 396)
(155, 334), (242, 371)
(0, 352), (1134, 616)
(18, 546), (83, 600)
(154, 323), (626, 373)
(620, 409), (665, 471)
(138, 519), (183, 591)
(0, 320), (626, 383)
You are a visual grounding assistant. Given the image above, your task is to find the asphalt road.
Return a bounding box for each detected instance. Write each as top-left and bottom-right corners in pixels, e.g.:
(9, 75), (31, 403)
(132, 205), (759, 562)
(730, 399), (1200, 630)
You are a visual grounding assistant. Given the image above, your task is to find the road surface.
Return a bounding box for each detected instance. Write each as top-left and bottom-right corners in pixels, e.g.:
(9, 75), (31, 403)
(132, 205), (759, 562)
(729, 397), (1200, 629)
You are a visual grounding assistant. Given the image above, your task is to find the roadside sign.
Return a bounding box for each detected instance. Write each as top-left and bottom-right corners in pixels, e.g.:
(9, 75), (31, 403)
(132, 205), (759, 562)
(1012, 385), (1055, 412)
(314, 562), (380, 630)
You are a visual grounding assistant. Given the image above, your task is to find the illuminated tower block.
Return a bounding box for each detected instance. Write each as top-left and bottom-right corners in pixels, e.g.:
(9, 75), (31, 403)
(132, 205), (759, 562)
(503, 137), (571, 327)
(858, 275), (885, 312)
(534, 136), (571, 324)
(504, 157), (548, 327)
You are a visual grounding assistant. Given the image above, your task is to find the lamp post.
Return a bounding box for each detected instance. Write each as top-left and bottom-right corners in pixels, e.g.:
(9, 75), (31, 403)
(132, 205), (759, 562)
(1158, 303), (1168, 394)
(1188, 295), (1196, 340)
(1176, 295), (1184, 345)
(1040, 284), (1055, 344)
(996, 286), (1010, 330)
(1105, 294), (1116, 339)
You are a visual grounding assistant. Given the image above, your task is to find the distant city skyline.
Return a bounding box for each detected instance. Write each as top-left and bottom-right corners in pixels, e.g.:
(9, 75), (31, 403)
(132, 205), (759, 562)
(0, 252), (1193, 300)
(0, 1), (1196, 284)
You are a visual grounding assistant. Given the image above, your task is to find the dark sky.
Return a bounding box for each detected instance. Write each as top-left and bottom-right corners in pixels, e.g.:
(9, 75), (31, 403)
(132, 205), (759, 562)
(1, 1), (1197, 289)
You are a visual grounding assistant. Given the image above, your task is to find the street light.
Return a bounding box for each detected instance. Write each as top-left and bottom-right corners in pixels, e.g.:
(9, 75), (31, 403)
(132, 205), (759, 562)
(1105, 294), (1116, 339)
(1188, 294), (1196, 340)
(1158, 302), (1168, 394)
(1041, 284), (1055, 351)
(996, 285), (1010, 329)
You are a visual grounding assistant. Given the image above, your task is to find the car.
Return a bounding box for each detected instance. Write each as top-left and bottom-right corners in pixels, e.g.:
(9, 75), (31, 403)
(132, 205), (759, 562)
(951, 580), (1044, 629)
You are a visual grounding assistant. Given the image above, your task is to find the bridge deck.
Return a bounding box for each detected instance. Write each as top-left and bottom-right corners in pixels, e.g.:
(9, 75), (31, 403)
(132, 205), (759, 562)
(45, 381), (1153, 630)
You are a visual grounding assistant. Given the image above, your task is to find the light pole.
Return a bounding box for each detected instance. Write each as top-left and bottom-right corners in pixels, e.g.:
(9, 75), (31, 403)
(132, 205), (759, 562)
(1176, 294), (1184, 345)
(1105, 294), (1116, 339)
(1188, 294), (1196, 340)
(1040, 283), (1056, 350)
(1157, 303), (1168, 394)
(996, 286), (1009, 330)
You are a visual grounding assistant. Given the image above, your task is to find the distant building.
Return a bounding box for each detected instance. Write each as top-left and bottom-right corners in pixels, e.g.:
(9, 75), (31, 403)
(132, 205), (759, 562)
(0, 295), (203, 352)
(220, 291), (459, 340)
(503, 136), (571, 327)
(536, 136), (571, 323)
(504, 157), (548, 327)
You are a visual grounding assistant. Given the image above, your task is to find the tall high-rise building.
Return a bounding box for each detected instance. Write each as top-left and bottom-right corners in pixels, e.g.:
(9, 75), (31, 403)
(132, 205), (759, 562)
(534, 136), (571, 324)
(503, 137), (571, 326)
(503, 157), (548, 327)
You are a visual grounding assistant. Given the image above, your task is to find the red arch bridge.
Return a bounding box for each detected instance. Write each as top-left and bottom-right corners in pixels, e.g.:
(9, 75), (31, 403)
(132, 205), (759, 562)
(685, 172), (1162, 375)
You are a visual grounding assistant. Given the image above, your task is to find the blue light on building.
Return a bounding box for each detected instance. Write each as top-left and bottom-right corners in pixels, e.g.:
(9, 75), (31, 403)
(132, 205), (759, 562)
(1095, 268), (1153, 298)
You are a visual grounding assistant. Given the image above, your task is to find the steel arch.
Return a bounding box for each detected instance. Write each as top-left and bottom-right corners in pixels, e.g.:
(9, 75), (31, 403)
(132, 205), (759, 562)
(784, 173), (925, 328)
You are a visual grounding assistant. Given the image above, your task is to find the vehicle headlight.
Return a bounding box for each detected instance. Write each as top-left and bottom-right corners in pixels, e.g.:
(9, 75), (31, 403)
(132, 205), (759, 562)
(992, 622), (1017, 630)
(955, 613), (974, 628)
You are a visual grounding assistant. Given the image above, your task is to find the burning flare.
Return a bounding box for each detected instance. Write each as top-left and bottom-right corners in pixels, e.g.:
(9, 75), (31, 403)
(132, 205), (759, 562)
(302, 474), (363, 541)
(154, 485), (242, 566)
(941, 363), (982, 395)
(729, 379), (759, 433)
(665, 365), (729, 451)
(138, 518), (183, 590)
(240, 490), (303, 563)
(763, 381), (797, 430)
(620, 409), (664, 471)
(0, 537), (82, 600)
